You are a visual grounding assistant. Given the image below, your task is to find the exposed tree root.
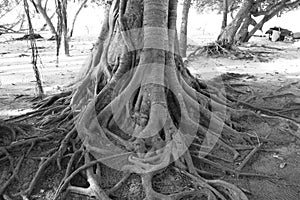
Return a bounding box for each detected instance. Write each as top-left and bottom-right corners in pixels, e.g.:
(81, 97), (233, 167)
(2, 0), (300, 200)
(187, 41), (233, 59)
(0, 155), (24, 197)
(186, 41), (271, 62)
(236, 143), (262, 171)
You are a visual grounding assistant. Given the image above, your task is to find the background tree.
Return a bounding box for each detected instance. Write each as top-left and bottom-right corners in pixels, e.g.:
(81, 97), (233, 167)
(56, 0), (70, 56)
(32, 0), (57, 36)
(0, 0), (25, 33)
(24, 0), (44, 97)
(218, 0), (300, 45)
(179, 0), (192, 57)
(244, 0), (300, 42)
(221, 0), (228, 30)
(30, 0), (90, 57)
(194, 0), (300, 45)
(69, 0), (88, 37)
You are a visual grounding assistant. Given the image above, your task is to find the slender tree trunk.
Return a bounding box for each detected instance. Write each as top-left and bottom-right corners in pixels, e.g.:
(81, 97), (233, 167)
(179, 0), (191, 57)
(217, 0), (254, 46)
(33, 0), (57, 36)
(40, 11), (55, 31)
(69, 0), (88, 38)
(24, 0), (44, 97)
(235, 13), (251, 43)
(61, 0), (70, 56)
(221, 0), (228, 30)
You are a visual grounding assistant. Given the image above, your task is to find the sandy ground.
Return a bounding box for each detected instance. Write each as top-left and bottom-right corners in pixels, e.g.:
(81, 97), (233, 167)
(1, 33), (299, 118)
(1, 23), (300, 200)
(0, 34), (96, 117)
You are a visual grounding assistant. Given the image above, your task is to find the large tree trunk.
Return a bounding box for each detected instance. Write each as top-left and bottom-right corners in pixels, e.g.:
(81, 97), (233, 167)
(179, 0), (191, 57)
(12, 0), (258, 199)
(218, 0), (254, 46)
(3, 1), (300, 199)
(63, 0), (250, 199)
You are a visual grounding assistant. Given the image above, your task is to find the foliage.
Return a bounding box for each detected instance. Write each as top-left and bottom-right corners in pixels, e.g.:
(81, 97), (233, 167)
(0, 0), (22, 19)
(193, 0), (300, 15)
(257, 0), (300, 16)
(90, 0), (106, 6)
(193, 0), (242, 13)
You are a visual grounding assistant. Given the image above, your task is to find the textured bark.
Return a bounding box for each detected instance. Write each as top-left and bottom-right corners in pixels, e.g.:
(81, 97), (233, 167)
(218, 0), (254, 45)
(179, 0), (191, 57)
(221, 0), (228, 30)
(235, 12), (251, 43)
(64, 0), (250, 199)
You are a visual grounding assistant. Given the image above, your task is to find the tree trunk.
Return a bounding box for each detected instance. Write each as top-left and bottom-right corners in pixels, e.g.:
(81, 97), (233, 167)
(245, 1), (290, 42)
(5, 1), (299, 199)
(33, 0), (57, 36)
(69, 0), (88, 38)
(40, 11), (55, 31)
(24, 0), (44, 97)
(221, 0), (228, 30)
(234, 12), (251, 43)
(61, 0), (70, 56)
(179, 0), (191, 57)
(62, 0), (250, 199)
(218, 0), (254, 46)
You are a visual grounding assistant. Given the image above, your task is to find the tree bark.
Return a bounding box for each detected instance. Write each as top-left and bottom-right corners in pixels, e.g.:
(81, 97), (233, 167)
(61, 0), (70, 56)
(217, 0), (254, 46)
(234, 12), (251, 43)
(51, 0), (250, 199)
(221, 0), (228, 30)
(179, 0), (191, 57)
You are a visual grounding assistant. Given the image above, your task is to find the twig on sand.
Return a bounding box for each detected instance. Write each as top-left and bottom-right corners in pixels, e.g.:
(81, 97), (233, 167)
(236, 144), (261, 171)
